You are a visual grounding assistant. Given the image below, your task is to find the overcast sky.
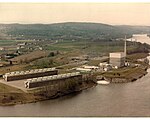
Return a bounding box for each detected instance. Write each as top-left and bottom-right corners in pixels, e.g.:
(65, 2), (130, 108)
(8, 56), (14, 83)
(0, 3), (150, 25)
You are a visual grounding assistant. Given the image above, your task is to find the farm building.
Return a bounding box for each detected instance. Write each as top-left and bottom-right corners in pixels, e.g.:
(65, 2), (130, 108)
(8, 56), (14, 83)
(24, 72), (82, 89)
(3, 68), (58, 81)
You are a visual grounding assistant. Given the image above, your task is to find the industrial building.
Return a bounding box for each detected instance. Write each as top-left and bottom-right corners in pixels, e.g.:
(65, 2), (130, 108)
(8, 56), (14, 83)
(82, 65), (99, 69)
(76, 65), (99, 72)
(99, 62), (112, 71)
(76, 67), (92, 72)
(24, 72), (82, 89)
(109, 37), (126, 68)
(3, 68), (58, 81)
(109, 52), (126, 68)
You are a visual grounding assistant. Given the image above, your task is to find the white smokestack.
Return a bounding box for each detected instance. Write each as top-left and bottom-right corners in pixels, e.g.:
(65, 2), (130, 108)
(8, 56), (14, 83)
(124, 35), (127, 57)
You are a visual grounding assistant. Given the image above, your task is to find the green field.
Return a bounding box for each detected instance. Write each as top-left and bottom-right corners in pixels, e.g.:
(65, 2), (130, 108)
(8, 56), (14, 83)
(0, 40), (16, 46)
(0, 39), (145, 55)
(0, 40), (34, 45)
(45, 40), (138, 56)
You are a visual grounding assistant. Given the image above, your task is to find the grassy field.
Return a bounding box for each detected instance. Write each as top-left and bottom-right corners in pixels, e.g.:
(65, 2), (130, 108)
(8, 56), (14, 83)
(0, 39), (143, 54)
(102, 67), (140, 78)
(0, 40), (16, 46)
(45, 40), (138, 56)
(0, 82), (22, 93)
(0, 64), (29, 74)
(0, 39), (35, 46)
(0, 39), (148, 74)
(47, 45), (73, 51)
(0, 82), (47, 106)
(127, 53), (149, 60)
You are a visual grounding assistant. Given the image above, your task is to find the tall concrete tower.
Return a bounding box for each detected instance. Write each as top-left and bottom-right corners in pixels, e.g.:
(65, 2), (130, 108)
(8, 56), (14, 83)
(109, 36), (127, 68)
(124, 35), (127, 57)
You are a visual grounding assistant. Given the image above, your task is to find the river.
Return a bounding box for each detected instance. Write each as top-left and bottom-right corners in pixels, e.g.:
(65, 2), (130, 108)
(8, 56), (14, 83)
(0, 57), (150, 117)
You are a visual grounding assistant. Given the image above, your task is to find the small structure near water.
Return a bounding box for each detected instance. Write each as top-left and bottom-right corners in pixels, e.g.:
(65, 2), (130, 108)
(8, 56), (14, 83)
(96, 75), (110, 85)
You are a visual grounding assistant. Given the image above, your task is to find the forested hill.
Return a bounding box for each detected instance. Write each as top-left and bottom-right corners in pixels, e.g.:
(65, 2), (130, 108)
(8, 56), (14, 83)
(0, 22), (150, 40)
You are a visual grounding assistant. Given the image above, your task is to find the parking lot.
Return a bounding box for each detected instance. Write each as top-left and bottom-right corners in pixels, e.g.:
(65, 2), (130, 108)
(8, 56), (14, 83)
(0, 78), (28, 92)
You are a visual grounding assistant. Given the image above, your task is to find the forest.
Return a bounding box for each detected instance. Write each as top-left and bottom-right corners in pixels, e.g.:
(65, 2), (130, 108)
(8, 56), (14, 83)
(0, 22), (150, 40)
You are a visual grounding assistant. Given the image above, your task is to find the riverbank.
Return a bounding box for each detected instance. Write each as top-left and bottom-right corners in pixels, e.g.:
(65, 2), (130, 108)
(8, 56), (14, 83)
(105, 66), (148, 83)
(0, 80), (96, 106)
(101, 53), (150, 83)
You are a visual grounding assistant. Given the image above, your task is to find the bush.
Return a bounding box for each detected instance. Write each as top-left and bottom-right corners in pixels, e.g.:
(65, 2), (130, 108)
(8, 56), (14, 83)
(34, 59), (54, 68)
(48, 52), (55, 57)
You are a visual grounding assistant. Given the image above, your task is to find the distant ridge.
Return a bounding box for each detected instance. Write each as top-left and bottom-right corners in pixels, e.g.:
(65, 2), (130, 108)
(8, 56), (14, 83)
(0, 22), (150, 40)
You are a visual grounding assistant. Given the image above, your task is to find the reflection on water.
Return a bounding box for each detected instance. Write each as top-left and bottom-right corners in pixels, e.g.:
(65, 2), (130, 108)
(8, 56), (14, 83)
(0, 58), (150, 116)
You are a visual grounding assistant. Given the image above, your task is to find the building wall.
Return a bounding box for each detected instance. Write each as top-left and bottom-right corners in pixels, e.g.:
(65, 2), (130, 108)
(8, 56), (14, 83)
(5, 70), (58, 81)
(109, 57), (125, 67)
(25, 75), (82, 89)
(109, 52), (125, 58)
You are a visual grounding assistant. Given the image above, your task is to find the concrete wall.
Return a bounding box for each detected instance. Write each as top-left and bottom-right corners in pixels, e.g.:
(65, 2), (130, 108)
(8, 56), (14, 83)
(109, 52), (125, 58)
(25, 72), (82, 89)
(109, 57), (125, 67)
(3, 68), (58, 81)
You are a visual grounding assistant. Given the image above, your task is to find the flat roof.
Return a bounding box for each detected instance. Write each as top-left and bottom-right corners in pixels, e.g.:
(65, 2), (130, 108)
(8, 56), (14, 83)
(109, 52), (124, 54)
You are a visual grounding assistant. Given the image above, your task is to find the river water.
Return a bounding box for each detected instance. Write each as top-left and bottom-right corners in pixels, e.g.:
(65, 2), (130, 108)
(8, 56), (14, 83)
(0, 57), (150, 117)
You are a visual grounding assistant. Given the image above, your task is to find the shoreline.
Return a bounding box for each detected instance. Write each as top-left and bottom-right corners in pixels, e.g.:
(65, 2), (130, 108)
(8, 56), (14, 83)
(103, 65), (149, 83)
(108, 67), (148, 83)
(103, 55), (150, 83)
(0, 80), (97, 106)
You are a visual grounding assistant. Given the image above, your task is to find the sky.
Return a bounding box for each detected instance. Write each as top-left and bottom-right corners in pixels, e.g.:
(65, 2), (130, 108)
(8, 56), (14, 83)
(0, 3), (150, 25)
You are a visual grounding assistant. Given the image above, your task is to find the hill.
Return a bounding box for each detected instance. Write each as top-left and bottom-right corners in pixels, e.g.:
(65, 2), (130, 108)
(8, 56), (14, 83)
(0, 22), (150, 41)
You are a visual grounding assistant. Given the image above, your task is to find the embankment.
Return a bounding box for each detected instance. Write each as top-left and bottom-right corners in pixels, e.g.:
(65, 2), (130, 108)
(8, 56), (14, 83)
(105, 66), (148, 83)
(0, 80), (96, 106)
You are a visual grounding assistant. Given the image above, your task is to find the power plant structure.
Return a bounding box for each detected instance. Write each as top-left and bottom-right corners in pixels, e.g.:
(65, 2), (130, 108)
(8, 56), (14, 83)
(2, 67), (83, 90)
(109, 36), (127, 68)
(3, 68), (58, 81)
(24, 72), (82, 89)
